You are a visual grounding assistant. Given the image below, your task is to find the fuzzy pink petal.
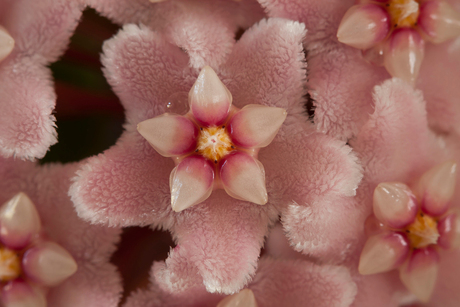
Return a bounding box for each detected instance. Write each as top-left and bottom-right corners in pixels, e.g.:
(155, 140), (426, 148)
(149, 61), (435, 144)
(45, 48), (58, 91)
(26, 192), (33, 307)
(221, 18), (306, 114)
(259, 121), (363, 260)
(70, 131), (173, 227)
(0, 56), (57, 159)
(154, 191), (278, 294)
(101, 24), (192, 124)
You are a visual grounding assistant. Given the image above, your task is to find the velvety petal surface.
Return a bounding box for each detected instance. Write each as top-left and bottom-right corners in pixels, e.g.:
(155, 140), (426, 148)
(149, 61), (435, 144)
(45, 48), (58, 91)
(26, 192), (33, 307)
(0, 158), (122, 307)
(154, 192), (278, 294)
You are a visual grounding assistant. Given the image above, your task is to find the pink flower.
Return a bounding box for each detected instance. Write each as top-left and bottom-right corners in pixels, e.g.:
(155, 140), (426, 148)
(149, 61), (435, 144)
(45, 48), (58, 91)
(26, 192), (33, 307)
(0, 157), (121, 306)
(258, 0), (460, 141)
(137, 65), (287, 211)
(0, 0), (85, 159)
(337, 0), (460, 85)
(69, 16), (362, 293)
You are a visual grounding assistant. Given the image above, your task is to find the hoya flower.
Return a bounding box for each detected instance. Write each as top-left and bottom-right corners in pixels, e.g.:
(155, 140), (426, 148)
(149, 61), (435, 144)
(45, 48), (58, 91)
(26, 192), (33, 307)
(359, 161), (458, 303)
(137, 65), (286, 211)
(0, 0), (85, 159)
(70, 17), (362, 294)
(337, 0), (460, 85)
(0, 157), (122, 306)
(124, 257), (357, 307)
(258, 0), (460, 140)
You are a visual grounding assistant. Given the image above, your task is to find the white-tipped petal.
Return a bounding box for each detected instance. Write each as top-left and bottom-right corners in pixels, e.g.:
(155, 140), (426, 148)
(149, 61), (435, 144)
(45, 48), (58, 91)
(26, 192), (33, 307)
(2, 280), (46, 307)
(170, 155), (214, 212)
(373, 182), (418, 228)
(417, 161), (457, 216)
(337, 4), (390, 49)
(359, 232), (410, 275)
(0, 193), (41, 249)
(220, 152), (267, 205)
(137, 114), (198, 157)
(23, 242), (77, 287)
(189, 66), (232, 126)
(0, 26), (15, 62)
(400, 247), (439, 303)
(384, 28), (424, 85)
(229, 105), (286, 148)
(419, 1), (460, 43)
(217, 289), (258, 307)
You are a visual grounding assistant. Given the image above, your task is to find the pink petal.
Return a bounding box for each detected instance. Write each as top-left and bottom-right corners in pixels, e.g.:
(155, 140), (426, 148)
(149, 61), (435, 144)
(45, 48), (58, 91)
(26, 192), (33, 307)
(101, 24), (191, 124)
(419, 1), (460, 44)
(416, 161), (457, 217)
(427, 249), (460, 307)
(437, 210), (460, 249)
(137, 114), (198, 157)
(399, 247), (440, 303)
(216, 289), (257, 307)
(220, 152), (268, 205)
(358, 232), (410, 275)
(0, 192), (41, 250)
(23, 241), (77, 287)
(228, 105), (287, 148)
(221, 18), (306, 113)
(2, 280), (46, 307)
(189, 66), (232, 127)
(337, 4), (390, 50)
(0, 26), (14, 62)
(170, 155), (215, 212)
(259, 122), (363, 260)
(154, 193), (278, 294)
(384, 28), (425, 85)
(373, 182), (418, 228)
(70, 131), (173, 227)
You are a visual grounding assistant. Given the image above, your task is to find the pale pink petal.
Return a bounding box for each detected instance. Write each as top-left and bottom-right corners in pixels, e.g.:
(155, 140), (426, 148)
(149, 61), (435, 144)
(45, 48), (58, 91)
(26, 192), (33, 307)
(416, 161), (457, 217)
(170, 155), (215, 212)
(358, 232), (410, 275)
(0, 26), (14, 62)
(189, 66), (232, 127)
(427, 249), (460, 307)
(220, 152), (268, 205)
(373, 182), (418, 228)
(101, 24), (191, 125)
(154, 192), (278, 294)
(400, 247), (440, 303)
(22, 241), (77, 287)
(228, 105), (287, 148)
(217, 289), (257, 307)
(1, 280), (46, 307)
(437, 210), (460, 249)
(384, 28), (425, 85)
(337, 4), (390, 50)
(0, 192), (41, 250)
(70, 131), (173, 227)
(137, 114), (198, 157)
(221, 18), (307, 114)
(259, 122), (363, 260)
(419, 1), (460, 44)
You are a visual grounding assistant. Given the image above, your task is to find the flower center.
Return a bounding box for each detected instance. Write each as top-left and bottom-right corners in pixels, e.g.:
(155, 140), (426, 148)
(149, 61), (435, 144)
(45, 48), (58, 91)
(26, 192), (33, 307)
(405, 212), (439, 249)
(387, 0), (420, 28)
(196, 126), (235, 163)
(0, 247), (21, 281)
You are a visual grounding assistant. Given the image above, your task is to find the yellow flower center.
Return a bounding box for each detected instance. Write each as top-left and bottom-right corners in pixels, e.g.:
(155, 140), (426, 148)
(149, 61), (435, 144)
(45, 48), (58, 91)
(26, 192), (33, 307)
(387, 0), (420, 28)
(196, 126), (235, 163)
(406, 212), (439, 249)
(0, 247), (21, 281)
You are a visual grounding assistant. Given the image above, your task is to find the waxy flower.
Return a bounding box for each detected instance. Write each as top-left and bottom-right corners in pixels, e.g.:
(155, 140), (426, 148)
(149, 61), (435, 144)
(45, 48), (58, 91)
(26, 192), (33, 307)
(137, 66), (286, 212)
(0, 192), (78, 306)
(0, 158), (122, 306)
(0, 0), (84, 159)
(337, 0), (460, 84)
(359, 161), (458, 302)
(70, 17), (362, 294)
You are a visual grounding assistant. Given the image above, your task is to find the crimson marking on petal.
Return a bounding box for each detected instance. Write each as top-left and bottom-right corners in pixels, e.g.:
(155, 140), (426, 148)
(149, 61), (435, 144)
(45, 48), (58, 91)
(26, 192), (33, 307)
(418, 1), (460, 43)
(437, 210), (460, 249)
(1, 280), (46, 307)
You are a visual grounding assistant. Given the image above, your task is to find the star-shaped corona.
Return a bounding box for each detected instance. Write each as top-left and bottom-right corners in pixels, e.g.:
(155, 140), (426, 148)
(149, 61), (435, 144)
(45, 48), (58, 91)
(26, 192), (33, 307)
(0, 25), (14, 63)
(0, 193), (78, 307)
(137, 66), (287, 212)
(359, 161), (459, 303)
(337, 0), (460, 84)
